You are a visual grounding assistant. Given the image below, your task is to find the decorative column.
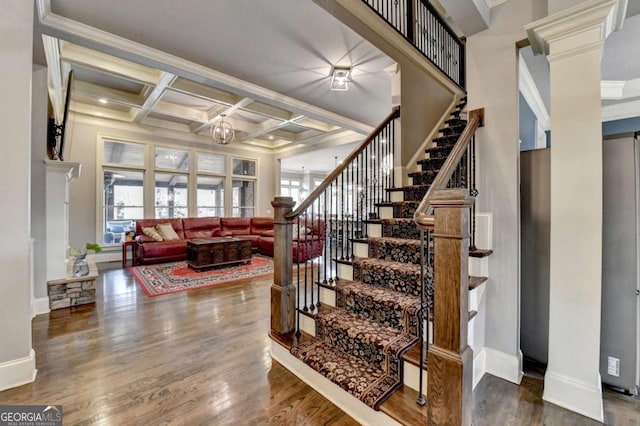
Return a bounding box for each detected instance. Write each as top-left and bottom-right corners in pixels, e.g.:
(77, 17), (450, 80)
(427, 189), (474, 426)
(526, 0), (623, 421)
(44, 160), (81, 281)
(270, 196), (296, 335)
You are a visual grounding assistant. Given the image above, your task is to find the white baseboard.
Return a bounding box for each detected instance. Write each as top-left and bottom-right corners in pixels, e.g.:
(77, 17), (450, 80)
(473, 348), (487, 389)
(93, 251), (120, 263)
(484, 347), (523, 385)
(271, 342), (401, 426)
(543, 371), (604, 422)
(0, 349), (37, 392)
(31, 297), (50, 317)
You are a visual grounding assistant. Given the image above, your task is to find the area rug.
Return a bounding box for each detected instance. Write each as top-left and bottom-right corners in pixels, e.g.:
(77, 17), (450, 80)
(130, 255), (273, 297)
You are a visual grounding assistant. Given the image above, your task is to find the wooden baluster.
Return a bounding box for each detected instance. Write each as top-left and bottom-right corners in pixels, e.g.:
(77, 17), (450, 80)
(270, 197), (296, 337)
(427, 189), (474, 426)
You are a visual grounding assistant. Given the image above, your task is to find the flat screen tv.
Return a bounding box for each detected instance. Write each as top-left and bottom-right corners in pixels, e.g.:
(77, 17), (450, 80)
(47, 70), (73, 161)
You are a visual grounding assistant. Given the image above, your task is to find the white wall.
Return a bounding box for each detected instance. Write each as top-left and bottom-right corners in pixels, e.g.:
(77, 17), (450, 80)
(31, 66), (48, 301)
(466, 0), (547, 383)
(64, 115), (276, 249)
(0, 0), (36, 390)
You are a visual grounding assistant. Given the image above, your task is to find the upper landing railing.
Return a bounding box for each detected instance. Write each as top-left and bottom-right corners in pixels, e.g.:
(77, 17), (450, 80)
(362, 0), (465, 89)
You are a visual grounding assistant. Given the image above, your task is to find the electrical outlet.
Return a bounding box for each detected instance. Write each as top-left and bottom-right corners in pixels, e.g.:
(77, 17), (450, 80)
(607, 356), (620, 377)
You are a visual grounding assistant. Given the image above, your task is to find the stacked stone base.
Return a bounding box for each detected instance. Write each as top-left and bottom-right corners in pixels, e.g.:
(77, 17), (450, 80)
(47, 258), (98, 310)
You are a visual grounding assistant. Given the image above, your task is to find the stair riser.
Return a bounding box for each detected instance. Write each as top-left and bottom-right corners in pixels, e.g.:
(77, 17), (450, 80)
(379, 205), (393, 219)
(353, 241), (369, 258)
(337, 263), (354, 281)
(366, 223), (382, 238)
(389, 191), (404, 202)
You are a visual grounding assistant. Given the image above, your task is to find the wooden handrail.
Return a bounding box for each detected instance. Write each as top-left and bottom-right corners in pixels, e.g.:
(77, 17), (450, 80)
(286, 106), (400, 220)
(414, 108), (484, 228)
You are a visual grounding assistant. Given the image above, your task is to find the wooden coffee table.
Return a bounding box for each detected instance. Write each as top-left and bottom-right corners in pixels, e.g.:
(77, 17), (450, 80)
(187, 237), (253, 271)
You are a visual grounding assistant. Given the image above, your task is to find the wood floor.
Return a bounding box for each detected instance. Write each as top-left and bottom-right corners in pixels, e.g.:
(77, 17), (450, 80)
(0, 262), (638, 425)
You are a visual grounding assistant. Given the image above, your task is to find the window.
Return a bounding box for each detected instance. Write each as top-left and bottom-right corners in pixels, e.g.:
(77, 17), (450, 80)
(198, 153), (225, 174)
(102, 169), (143, 244)
(232, 158), (256, 176)
(155, 147), (189, 170)
(101, 140), (145, 244)
(197, 176), (225, 217)
(280, 178), (301, 201)
(232, 179), (255, 217)
(155, 173), (188, 218)
(99, 138), (260, 243)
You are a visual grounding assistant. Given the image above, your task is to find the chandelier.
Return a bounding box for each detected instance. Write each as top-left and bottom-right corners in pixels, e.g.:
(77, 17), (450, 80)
(210, 114), (234, 145)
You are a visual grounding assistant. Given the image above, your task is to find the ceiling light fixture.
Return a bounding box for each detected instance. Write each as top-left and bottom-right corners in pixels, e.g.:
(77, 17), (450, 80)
(330, 66), (352, 91)
(98, 98), (108, 104)
(210, 114), (234, 145)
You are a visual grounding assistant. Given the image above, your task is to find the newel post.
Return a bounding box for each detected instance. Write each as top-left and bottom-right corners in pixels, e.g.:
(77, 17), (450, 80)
(427, 189), (474, 426)
(271, 196), (296, 336)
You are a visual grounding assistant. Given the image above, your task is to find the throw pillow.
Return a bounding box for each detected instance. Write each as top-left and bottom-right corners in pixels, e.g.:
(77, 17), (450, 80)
(292, 224), (309, 237)
(142, 227), (164, 242)
(156, 223), (180, 241)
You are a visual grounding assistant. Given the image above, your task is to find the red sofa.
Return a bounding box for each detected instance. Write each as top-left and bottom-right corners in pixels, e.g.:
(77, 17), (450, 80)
(134, 217), (325, 265)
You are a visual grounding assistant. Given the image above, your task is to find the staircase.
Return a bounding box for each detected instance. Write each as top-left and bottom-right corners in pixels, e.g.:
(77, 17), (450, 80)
(282, 98), (489, 421)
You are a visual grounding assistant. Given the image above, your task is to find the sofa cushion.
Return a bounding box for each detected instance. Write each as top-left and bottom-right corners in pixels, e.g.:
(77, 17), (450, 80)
(156, 223), (180, 241)
(183, 217), (221, 239)
(136, 218), (185, 239)
(213, 229), (233, 237)
(142, 227), (163, 241)
(261, 230), (275, 237)
(221, 217), (251, 235)
(140, 240), (188, 258)
(250, 217), (274, 235)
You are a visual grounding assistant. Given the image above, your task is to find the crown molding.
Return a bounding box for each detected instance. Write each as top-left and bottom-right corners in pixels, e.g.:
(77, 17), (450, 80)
(601, 80), (626, 99)
(35, 0), (373, 136)
(525, 0), (622, 57)
(602, 99), (640, 122)
(518, 54), (550, 130)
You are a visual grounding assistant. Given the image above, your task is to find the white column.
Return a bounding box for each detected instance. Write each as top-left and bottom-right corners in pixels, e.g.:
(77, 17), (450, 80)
(45, 161), (81, 281)
(0, 0), (36, 392)
(526, 0), (623, 421)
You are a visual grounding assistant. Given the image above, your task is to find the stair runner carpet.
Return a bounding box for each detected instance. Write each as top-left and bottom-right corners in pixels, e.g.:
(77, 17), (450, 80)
(291, 98), (468, 410)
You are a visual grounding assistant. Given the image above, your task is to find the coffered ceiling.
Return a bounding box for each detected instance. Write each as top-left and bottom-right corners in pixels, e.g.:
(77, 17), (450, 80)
(34, 0), (396, 153)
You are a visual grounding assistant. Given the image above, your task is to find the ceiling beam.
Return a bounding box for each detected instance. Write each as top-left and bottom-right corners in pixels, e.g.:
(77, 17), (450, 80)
(59, 40), (163, 85)
(70, 102), (134, 121)
(170, 78), (239, 106)
(132, 72), (177, 122)
(191, 97), (255, 134)
(73, 80), (144, 107)
(153, 100), (209, 123)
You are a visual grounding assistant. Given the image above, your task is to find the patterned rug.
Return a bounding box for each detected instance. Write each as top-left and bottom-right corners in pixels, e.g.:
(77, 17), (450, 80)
(130, 255), (273, 296)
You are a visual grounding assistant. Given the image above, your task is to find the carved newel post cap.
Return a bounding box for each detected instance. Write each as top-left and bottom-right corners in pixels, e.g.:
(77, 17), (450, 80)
(271, 196), (296, 209)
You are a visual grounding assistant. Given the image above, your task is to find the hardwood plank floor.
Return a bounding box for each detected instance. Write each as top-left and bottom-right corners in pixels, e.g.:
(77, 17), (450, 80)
(0, 261), (638, 425)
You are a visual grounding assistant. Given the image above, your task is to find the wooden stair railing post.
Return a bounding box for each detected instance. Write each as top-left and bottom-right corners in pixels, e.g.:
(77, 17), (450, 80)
(270, 196), (296, 336)
(427, 188), (474, 426)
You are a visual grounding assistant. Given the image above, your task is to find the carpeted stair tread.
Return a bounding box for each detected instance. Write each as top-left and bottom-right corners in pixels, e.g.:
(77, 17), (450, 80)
(353, 257), (422, 296)
(290, 338), (401, 410)
(402, 185), (430, 202)
(391, 201), (419, 218)
(336, 279), (422, 335)
(316, 309), (417, 357)
(368, 237), (421, 264)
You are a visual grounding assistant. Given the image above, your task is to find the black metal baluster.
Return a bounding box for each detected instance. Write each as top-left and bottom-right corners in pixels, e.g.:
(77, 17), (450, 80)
(323, 187), (329, 286)
(392, 115), (396, 189)
(417, 228), (426, 405)
(350, 158), (355, 259)
(340, 170), (345, 260)
(470, 134), (478, 251)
